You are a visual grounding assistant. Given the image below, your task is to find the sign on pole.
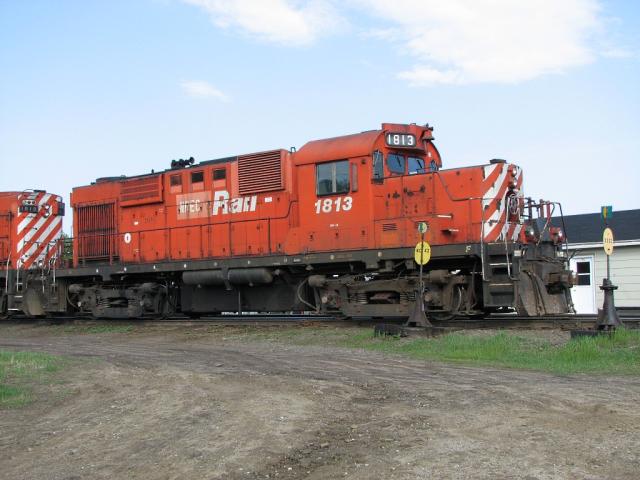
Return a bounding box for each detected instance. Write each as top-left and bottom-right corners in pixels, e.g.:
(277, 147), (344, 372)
(414, 241), (431, 265)
(601, 206), (613, 221)
(603, 227), (614, 256)
(417, 222), (428, 234)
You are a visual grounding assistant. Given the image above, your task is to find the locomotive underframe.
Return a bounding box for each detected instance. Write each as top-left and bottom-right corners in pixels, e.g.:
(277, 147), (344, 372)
(1, 241), (572, 320)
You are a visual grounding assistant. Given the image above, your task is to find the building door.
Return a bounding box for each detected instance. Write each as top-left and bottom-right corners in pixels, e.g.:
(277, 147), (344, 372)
(570, 255), (596, 313)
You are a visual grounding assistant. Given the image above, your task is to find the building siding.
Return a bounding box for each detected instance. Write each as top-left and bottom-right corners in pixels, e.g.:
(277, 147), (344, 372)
(572, 246), (640, 307)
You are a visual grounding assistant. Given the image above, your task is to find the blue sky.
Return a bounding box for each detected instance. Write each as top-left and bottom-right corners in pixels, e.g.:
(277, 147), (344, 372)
(1, 0), (639, 224)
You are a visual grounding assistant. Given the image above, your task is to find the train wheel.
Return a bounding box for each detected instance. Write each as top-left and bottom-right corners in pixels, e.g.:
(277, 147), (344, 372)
(429, 285), (464, 321)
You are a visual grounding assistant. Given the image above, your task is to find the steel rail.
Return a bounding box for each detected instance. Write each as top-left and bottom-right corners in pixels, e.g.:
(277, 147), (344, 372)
(1, 312), (639, 330)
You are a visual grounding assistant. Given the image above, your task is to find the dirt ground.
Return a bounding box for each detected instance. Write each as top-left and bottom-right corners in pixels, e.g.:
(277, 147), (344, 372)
(1, 324), (639, 480)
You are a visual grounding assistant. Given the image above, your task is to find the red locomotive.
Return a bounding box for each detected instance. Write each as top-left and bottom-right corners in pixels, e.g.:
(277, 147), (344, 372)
(0, 191), (65, 317)
(1, 123), (573, 320)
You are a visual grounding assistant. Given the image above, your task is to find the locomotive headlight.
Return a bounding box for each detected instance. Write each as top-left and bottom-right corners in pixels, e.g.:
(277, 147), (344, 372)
(524, 226), (536, 240)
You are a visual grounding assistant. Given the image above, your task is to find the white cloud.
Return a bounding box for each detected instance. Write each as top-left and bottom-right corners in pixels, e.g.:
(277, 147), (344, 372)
(182, 0), (344, 46)
(181, 80), (230, 101)
(182, 0), (625, 86)
(353, 0), (602, 86)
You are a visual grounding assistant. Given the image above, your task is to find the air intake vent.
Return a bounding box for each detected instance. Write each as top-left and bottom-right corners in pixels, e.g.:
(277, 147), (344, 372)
(77, 203), (118, 262)
(238, 150), (284, 195)
(120, 175), (163, 207)
(382, 223), (398, 231)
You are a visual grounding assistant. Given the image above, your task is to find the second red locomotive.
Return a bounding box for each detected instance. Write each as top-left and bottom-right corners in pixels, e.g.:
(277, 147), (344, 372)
(1, 122), (574, 320)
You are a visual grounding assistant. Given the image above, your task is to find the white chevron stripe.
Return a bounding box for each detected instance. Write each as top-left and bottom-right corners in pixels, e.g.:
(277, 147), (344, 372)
(16, 198), (55, 255)
(17, 193), (51, 234)
(481, 164), (509, 239)
(483, 163), (499, 180)
(18, 216), (62, 269)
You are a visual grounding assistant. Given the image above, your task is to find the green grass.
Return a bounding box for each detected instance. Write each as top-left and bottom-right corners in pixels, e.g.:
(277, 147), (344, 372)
(0, 350), (64, 408)
(228, 326), (640, 375)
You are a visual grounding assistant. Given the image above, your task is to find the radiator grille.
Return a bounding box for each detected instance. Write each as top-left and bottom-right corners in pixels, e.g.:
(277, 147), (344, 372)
(120, 175), (163, 206)
(382, 223), (398, 231)
(76, 203), (118, 262)
(238, 150), (284, 195)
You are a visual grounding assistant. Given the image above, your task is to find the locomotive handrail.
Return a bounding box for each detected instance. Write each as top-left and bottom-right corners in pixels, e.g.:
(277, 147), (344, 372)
(556, 202), (570, 263)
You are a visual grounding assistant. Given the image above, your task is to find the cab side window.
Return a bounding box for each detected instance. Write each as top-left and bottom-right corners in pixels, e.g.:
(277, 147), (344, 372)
(372, 150), (384, 182)
(408, 157), (425, 175)
(316, 160), (350, 195)
(387, 153), (405, 174)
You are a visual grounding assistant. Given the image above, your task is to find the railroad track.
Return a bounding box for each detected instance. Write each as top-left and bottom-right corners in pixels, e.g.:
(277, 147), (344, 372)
(431, 314), (640, 330)
(2, 310), (639, 330)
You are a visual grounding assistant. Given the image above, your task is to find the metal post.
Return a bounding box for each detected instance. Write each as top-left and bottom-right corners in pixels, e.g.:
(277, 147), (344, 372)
(596, 223), (622, 331)
(406, 229), (431, 328)
(419, 230), (424, 303)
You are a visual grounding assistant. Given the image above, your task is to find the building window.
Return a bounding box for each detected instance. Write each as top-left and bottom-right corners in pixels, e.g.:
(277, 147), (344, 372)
(316, 160), (350, 196)
(387, 153), (405, 174)
(576, 261), (591, 286)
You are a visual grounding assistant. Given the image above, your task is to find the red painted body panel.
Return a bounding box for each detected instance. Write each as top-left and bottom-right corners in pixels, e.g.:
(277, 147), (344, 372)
(70, 124), (526, 267)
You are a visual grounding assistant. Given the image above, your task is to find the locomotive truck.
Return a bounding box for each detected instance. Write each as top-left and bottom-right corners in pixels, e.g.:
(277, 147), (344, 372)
(0, 122), (573, 320)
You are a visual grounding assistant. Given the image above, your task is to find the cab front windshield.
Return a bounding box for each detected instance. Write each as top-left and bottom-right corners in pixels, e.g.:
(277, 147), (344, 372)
(386, 153), (437, 175)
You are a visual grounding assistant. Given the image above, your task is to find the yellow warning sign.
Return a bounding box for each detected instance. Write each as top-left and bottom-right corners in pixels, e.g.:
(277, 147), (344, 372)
(603, 227), (614, 256)
(414, 241), (431, 265)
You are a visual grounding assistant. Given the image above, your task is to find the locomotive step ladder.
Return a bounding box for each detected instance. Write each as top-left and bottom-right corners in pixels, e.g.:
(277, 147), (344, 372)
(483, 242), (517, 308)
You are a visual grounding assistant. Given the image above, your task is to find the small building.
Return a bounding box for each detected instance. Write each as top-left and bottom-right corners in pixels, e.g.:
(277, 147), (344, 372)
(559, 209), (640, 313)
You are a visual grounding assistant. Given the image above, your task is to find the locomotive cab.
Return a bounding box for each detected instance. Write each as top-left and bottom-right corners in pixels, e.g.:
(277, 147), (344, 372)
(292, 123), (572, 318)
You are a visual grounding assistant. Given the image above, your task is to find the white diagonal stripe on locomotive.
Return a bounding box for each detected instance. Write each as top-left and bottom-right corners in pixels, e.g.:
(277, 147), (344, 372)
(17, 192), (50, 234)
(18, 215), (62, 269)
(481, 165), (510, 239)
(17, 192), (53, 236)
(23, 214), (63, 261)
(481, 164), (509, 217)
(494, 167), (523, 242)
(481, 163), (524, 241)
(18, 213), (61, 260)
(15, 193), (56, 253)
(484, 207), (510, 242)
(15, 191), (46, 235)
(15, 194), (57, 254)
(15, 191), (43, 224)
(20, 217), (63, 270)
(17, 214), (62, 269)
